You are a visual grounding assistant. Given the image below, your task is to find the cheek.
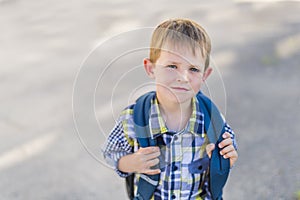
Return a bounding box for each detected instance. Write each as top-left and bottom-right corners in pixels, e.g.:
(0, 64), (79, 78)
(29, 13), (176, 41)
(155, 69), (176, 83)
(190, 78), (204, 91)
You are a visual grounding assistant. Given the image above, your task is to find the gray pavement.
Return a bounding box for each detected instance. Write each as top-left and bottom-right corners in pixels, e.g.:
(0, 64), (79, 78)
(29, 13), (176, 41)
(1, 0), (300, 199)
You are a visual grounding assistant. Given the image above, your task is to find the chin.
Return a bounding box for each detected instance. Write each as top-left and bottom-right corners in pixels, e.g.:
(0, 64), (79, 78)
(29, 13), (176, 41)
(167, 93), (193, 104)
(157, 88), (194, 104)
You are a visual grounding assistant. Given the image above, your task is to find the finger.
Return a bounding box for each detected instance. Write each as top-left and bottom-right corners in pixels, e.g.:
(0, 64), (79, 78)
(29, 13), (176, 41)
(225, 150), (238, 168)
(139, 146), (160, 155)
(222, 148), (238, 159)
(206, 143), (215, 158)
(147, 158), (160, 168)
(229, 151), (238, 167)
(225, 150), (238, 159)
(143, 168), (161, 175)
(222, 132), (232, 139)
(220, 145), (235, 156)
(218, 137), (233, 148)
(145, 150), (161, 161)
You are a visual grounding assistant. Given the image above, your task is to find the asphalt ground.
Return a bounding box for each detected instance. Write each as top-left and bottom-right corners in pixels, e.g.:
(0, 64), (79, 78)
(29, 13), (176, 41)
(1, 0), (300, 199)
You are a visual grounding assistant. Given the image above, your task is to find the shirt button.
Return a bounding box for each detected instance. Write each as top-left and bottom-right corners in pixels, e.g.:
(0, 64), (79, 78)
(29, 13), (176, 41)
(171, 194), (176, 199)
(173, 135), (178, 141)
(172, 165), (178, 171)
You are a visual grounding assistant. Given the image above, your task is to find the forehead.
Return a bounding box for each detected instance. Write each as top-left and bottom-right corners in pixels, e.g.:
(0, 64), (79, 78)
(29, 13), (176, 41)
(157, 42), (205, 66)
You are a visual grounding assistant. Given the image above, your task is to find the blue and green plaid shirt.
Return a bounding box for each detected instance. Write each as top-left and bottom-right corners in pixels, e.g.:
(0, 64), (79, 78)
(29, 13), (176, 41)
(103, 96), (236, 200)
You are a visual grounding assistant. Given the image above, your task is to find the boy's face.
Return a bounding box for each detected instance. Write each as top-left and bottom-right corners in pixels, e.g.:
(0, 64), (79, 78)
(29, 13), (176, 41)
(144, 45), (212, 105)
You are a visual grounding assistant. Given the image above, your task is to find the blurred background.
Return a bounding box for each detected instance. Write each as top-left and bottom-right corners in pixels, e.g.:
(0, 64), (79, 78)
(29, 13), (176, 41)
(1, 0), (300, 199)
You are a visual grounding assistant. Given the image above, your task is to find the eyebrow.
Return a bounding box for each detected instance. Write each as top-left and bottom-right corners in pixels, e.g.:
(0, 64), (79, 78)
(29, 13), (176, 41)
(166, 61), (181, 65)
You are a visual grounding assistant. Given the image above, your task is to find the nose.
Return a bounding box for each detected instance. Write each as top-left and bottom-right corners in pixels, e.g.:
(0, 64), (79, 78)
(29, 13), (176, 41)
(177, 69), (189, 82)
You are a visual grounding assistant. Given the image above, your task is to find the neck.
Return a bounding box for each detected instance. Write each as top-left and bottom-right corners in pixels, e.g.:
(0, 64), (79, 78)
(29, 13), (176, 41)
(159, 99), (191, 114)
(157, 94), (192, 131)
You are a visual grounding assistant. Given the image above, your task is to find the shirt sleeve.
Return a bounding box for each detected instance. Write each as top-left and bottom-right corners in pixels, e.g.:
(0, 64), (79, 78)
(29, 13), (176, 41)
(102, 119), (134, 177)
(224, 123), (237, 150)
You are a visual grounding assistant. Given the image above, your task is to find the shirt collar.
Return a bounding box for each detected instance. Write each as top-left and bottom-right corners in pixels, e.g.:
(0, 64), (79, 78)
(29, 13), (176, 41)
(149, 95), (204, 137)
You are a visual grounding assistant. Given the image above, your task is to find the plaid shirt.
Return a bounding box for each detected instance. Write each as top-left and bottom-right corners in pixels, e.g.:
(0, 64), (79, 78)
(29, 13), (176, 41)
(103, 96), (236, 200)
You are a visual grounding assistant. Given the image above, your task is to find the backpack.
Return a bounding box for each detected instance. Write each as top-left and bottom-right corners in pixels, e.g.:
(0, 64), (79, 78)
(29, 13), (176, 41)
(125, 91), (230, 200)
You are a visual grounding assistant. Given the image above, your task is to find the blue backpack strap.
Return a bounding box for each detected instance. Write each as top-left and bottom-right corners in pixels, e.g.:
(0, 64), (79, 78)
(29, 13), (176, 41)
(196, 92), (230, 200)
(133, 91), (160, 200)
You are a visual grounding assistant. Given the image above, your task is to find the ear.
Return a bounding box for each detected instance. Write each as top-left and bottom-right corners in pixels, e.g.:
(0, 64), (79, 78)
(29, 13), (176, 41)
(143, 58), (155, 79)
(202, 67), (213, 81)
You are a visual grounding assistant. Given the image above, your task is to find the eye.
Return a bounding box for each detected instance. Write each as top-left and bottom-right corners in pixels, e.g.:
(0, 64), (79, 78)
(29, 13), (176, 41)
(190, 67), (200, 73)
(166, 64), (177, 69)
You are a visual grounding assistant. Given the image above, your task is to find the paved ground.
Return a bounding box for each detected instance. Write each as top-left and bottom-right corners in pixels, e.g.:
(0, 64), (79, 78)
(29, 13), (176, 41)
(1, 0), (300, 199)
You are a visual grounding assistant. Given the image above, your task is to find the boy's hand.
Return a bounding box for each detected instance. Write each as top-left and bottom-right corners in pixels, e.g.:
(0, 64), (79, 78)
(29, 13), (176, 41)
(118, 146), (161, 175)
(134, 147), (161, 175)
(206, 132), (238, 168)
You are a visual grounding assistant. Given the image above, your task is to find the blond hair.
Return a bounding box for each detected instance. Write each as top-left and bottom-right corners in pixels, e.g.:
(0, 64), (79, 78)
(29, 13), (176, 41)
(150, 18), (211, 70)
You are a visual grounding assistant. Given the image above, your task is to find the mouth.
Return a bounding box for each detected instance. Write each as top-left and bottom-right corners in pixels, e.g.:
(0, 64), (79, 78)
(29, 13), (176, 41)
(171, 87), (189, 92)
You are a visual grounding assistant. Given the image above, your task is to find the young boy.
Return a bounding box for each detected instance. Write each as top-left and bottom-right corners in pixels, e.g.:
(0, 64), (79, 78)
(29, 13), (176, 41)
(103, 18), (238, 200)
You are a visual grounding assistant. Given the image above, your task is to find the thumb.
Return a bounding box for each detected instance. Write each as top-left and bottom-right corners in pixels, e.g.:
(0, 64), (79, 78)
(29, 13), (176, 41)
(206, 143), (215, 158)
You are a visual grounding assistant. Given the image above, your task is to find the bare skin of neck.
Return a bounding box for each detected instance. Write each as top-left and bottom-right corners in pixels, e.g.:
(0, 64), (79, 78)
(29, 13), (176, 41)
(157, 97), (192, 132)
